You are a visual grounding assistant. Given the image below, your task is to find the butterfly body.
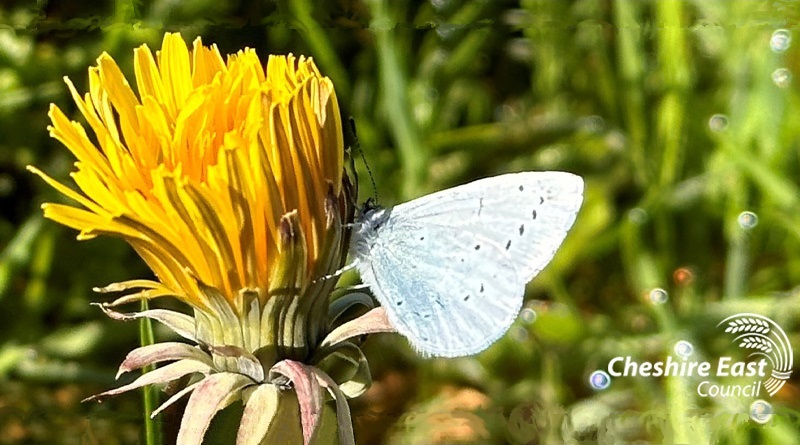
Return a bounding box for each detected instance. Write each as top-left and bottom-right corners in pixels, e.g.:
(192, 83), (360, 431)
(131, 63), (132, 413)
(349, 171), (583, 357)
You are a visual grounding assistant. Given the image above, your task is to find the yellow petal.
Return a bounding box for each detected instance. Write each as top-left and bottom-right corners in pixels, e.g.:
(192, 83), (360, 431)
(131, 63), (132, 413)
(31, 33), (346, 315)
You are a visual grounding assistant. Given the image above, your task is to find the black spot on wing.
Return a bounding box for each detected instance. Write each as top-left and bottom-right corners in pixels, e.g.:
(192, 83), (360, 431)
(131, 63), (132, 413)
(474, 244), (481, 250)
(505, 240), (512, 250)
(519, 185), (524, 191)
(532, 209), (537, 220)
(519, 224), (525, 235)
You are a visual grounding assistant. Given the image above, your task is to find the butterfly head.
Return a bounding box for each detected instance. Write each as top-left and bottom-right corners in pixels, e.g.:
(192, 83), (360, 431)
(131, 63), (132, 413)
(353, 197), (380, 224)
(349, 200), (391, 255)
(357, 199), (389, 228)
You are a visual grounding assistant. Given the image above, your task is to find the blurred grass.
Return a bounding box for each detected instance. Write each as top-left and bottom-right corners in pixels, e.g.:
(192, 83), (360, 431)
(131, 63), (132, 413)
(2, 0), (800, 443)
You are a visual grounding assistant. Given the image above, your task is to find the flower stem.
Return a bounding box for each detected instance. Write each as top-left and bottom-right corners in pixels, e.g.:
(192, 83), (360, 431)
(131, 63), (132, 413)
(284, 0), (352, 100)
(366, 0), (427, 199)
(139, 299), (163, 445)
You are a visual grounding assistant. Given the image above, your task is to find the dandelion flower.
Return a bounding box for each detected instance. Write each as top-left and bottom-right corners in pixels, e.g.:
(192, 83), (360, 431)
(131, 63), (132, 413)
(30, 33), (394, 445)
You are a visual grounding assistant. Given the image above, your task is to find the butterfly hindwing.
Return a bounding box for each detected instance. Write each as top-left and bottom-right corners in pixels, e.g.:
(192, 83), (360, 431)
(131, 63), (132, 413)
(359, 218), (525, 357)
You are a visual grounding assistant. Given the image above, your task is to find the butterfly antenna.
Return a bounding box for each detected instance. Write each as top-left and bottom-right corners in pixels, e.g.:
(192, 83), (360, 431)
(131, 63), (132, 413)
(349, 117), (379, 205)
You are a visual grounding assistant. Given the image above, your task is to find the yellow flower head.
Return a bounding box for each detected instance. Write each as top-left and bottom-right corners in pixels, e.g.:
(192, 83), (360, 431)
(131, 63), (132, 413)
(30, 34), (395, 445)
(29, 33), (348, 317)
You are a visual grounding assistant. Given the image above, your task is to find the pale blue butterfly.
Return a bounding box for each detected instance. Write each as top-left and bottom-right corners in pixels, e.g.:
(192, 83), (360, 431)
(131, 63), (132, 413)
(348, 171), (583, 357)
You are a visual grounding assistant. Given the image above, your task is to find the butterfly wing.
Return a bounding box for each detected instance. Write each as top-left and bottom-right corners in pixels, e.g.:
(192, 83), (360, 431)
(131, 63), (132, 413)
(392, 171), (584, 282)
(353, 171), (583, 357)
(356, 219), (525, 357)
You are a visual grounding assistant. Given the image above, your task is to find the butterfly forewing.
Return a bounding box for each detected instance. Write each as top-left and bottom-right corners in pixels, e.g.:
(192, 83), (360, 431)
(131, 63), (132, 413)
(391, 172), (583, 281)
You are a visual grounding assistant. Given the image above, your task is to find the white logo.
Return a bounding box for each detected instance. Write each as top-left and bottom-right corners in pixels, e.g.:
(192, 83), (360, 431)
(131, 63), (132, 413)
(597, 313), (793, 399)
(718, 313), (793, 396)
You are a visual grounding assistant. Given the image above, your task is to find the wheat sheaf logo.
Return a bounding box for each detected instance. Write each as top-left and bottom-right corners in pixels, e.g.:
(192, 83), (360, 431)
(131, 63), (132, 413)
(718, 313), (793, 396)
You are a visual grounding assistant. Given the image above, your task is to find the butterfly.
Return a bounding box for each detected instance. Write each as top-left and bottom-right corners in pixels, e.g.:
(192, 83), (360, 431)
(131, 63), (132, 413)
(347, 171), (584, 357)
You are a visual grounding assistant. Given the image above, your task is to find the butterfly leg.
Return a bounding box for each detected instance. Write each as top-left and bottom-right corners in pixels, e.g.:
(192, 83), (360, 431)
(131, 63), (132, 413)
(313, 261), (358, 284)
(337, 282), (370, 291)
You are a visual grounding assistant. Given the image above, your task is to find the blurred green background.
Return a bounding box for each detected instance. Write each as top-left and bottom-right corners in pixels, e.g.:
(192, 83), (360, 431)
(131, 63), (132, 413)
(2, 0), (800, 443)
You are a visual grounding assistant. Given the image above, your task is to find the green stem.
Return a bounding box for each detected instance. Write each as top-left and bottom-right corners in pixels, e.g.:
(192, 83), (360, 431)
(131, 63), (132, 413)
(104, 0), (139, 54)
(724, 227), (750, 300)
(283, 0), (352, 100)
(0, 216), (42, 301)
(23, 224), (55, 312)
(140, 299), (162, 445)
(613, 0), (648, 186)
(366, 0), (427, 199)
(650, 305), (703, 444)
(541, 351), (563, 444)
(655, 0), (691, 189)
